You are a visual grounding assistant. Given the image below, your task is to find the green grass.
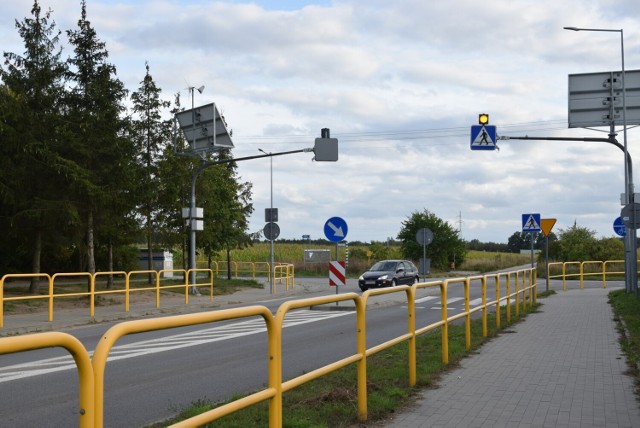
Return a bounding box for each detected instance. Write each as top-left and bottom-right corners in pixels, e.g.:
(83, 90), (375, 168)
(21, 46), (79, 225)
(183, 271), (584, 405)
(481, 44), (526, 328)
(609, 290), (640, 384)
(149, 301), (539, 427)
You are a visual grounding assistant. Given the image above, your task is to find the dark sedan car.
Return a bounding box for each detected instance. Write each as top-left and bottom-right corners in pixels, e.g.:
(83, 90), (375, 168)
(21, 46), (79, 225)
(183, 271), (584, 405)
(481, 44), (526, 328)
(358, 259), (420, 291)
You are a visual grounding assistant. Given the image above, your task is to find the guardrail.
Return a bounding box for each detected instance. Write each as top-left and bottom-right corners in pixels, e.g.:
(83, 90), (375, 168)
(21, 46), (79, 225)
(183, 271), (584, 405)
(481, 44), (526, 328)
(547, 260), (627, 290)
(0, 267), (536, 427)
(0, 269), (214, 328)
(200, 261), (294, 285)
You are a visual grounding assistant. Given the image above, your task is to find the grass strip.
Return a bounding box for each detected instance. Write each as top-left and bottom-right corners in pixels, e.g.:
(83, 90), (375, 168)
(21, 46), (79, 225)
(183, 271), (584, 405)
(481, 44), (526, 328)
(609, 289), (640, 393)
(151, 300), (539, 427)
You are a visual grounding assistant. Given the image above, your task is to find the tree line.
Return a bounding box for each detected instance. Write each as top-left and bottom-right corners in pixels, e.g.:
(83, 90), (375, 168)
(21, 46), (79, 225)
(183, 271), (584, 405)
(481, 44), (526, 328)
(0, 1), (254, 291)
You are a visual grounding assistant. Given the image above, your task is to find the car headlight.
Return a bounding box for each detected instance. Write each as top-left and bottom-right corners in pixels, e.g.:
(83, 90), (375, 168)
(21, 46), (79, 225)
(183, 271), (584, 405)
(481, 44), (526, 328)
(379, 274), (388, 280)
(358, 275), (364, 280)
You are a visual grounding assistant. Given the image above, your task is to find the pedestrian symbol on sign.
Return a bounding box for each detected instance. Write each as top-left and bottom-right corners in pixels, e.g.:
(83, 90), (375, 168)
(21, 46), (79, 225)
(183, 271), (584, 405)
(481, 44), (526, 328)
(470, 125), (497, 150)
(521, 213), (541, 232)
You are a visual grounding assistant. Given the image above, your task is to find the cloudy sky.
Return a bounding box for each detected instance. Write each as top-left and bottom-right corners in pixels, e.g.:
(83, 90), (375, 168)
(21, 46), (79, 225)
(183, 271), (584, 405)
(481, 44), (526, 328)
(3, 0), (640, 244)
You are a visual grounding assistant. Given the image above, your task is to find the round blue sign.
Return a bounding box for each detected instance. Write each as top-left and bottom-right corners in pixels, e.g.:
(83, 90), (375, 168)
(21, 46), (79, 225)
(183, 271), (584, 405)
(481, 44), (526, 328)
(613, 216), (626, 237)
(324, 216), (348, 242)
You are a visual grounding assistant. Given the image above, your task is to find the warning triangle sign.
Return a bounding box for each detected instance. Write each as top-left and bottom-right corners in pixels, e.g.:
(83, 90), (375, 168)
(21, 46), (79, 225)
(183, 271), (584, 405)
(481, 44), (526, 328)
(540, 218), (556, 237)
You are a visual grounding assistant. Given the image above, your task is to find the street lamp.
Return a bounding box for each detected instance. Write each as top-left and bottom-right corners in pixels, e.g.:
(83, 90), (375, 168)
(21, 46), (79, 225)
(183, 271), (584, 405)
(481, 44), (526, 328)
(259, 148), (275, 293)
(187, 85), (204, 294)
(564, 26), (636, 294)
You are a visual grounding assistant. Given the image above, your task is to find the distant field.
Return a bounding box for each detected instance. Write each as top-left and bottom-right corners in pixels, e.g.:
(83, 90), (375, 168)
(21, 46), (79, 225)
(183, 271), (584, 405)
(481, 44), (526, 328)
(192, 243), (530, 276)
(462, 250), (532, 272)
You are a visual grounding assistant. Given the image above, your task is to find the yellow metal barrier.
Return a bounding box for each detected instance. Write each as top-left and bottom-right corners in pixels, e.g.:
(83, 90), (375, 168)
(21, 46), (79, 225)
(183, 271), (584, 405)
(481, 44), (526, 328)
(273, 263), (295, 290)
(219, 261), (275, 280)
(0, 269), (216, 328)
(0, 266), (538, 427)
(275, 293), (367, 424)
(0, 273), (52, 327)
(547, 260), (631, 290)
(91, 306), (275, 428)
(0, 332), (94, 428)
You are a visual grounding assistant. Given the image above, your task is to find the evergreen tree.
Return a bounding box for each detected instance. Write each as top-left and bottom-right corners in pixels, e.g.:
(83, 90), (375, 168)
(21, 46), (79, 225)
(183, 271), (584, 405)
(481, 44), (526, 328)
(155, 92), (194, 268)
(65, 0), (132, 279)
(1, 1), (74, 291)
(130, 63), (171, 279)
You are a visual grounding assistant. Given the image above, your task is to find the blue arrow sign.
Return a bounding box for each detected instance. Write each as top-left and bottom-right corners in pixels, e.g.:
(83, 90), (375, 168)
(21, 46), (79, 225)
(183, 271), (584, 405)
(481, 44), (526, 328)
(613, 216), (626, 237)
(470, 125), (497, 150)
(324, 217), (348, 242)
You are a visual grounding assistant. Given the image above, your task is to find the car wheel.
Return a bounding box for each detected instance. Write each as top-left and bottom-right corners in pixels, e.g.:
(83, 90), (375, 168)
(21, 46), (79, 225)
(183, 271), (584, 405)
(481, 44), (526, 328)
(360, 286), (367, 292)
(391, 279), (397, 287)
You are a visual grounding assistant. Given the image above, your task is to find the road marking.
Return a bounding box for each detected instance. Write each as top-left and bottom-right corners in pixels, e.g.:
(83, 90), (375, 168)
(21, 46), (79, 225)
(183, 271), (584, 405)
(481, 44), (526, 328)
(0, 310), (352, 383)
(415, 296), (438, 304)
(430, 296), (463, 309)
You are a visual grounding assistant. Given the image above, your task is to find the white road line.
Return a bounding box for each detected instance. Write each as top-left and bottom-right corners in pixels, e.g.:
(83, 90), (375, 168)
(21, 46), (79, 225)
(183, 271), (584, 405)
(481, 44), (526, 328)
(0, 310), (353, 383)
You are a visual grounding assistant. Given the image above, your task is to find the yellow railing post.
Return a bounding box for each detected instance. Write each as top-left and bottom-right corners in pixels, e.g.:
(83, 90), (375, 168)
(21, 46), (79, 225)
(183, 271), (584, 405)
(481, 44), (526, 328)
(532, 268), (538, 305)
(464, 277), (471, 350)
(506, 273), (511, 323)
(441, 280), (449, 364)
(48, 274), (54, 322)
(495, 274), (501, 328)
(481, 275), (488, 337)
(355, 296), (368, 421)
(408, 283), (418, 386)
(0, 332), (95, 428)
(515, 271), (520, 317)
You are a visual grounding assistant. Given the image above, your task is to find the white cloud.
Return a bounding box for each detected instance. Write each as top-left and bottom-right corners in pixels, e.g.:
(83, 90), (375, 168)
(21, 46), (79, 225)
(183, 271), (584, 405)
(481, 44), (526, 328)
(3, 0), (640, 244)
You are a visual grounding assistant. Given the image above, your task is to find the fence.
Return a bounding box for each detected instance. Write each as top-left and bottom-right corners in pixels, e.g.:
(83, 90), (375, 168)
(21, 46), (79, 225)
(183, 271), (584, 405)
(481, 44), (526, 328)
(0, 263), (295, 328)
(0, 266), (536, 427)
(547, 260), (626, 290)
(199, 261), (294, 286)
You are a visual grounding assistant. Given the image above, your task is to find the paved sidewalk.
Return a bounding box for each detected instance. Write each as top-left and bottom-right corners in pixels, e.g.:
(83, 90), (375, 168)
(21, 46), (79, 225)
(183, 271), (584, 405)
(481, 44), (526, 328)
(384, 287), (640, 428)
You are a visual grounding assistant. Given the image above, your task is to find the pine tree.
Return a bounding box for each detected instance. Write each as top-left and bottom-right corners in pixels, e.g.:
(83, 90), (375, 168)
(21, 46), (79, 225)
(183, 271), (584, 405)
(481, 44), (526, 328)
(130, 63), (171, 281)
(1, 1), (74, 291)
(65, 0), (133, 279)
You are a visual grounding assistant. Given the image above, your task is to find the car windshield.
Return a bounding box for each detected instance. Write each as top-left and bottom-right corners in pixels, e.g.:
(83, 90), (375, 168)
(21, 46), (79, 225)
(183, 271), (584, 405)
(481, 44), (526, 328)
(370, 261), (398, 271)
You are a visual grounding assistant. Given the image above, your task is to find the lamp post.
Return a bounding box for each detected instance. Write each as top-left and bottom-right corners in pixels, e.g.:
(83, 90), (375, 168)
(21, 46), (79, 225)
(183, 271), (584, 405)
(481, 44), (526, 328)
(259, 149), (275, 293)
(564, 26), (636, 294)
(188, 85), (204, 294)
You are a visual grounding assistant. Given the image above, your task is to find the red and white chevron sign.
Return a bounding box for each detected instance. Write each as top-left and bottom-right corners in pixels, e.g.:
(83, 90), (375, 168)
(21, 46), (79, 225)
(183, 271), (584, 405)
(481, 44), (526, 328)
(329, 261), (346, 286)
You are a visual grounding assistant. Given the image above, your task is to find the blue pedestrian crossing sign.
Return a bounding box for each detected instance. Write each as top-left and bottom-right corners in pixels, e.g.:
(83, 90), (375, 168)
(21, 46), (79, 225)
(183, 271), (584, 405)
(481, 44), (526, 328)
(522, 213), (541, 232)
(470, 125), (497, 150)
